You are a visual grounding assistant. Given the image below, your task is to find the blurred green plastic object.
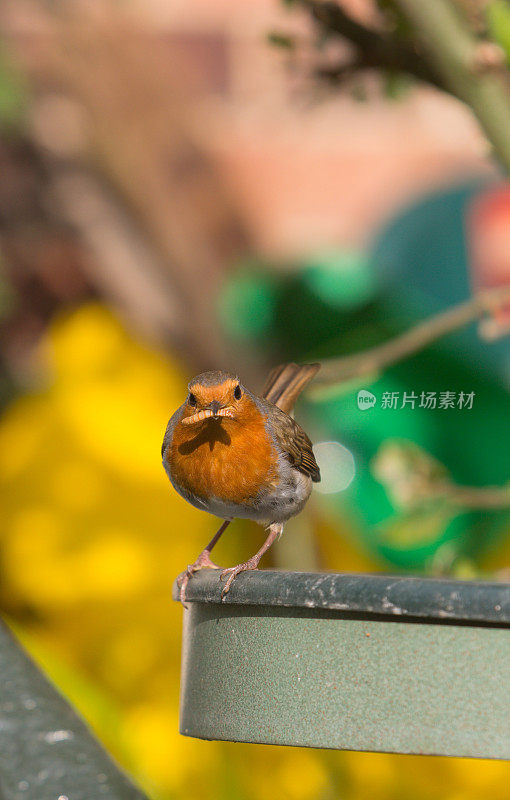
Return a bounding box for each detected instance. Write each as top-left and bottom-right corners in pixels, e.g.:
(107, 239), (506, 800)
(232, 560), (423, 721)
(218, 267), (280, 341)
(304, 350), (510, 570)
(300, 250), (375, 310)
(218, 251), (379, 355)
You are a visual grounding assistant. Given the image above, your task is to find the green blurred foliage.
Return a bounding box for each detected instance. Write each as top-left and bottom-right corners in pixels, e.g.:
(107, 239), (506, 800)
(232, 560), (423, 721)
(487, 1), (510, 64)
(0, 44), (28, 131)
(267, 32), (296, 50)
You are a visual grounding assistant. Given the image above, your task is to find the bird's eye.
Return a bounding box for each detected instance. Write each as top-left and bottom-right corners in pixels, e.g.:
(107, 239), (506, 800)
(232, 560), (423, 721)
(234, 385), (242, 400)
(188, 393), (197, 407)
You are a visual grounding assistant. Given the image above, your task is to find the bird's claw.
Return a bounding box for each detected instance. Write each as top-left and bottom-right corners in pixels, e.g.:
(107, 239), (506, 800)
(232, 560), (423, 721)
(220, 558), (259, 599)
(176, 553), (222, 608)
(176, 568), (194, 608)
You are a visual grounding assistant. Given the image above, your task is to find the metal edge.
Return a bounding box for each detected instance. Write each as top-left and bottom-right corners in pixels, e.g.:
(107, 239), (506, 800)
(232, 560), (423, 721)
(0, 620), (149, 800)
(172, 569), (510, 624)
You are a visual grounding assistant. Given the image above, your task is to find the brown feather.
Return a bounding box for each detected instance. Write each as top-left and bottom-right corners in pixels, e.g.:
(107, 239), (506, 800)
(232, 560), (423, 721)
(261, 362), (320, 413)
(265, 405), (321, 482)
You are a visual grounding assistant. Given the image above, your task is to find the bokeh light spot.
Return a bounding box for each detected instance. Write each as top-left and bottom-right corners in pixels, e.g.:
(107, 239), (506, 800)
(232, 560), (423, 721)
(313, 441), (356, 494)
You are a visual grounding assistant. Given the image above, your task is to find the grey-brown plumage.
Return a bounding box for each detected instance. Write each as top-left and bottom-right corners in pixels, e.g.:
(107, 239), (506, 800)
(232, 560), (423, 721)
(188, 370), (236, 390)
(272, 409), (321, 482)
(259, 362), (320, 482)
(254, 395), (321, 483)
(261, 362), (320, 413)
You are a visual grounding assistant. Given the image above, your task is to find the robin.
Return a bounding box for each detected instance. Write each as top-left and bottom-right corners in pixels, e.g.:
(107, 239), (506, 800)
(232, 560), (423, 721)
(161, 362), (321, 603)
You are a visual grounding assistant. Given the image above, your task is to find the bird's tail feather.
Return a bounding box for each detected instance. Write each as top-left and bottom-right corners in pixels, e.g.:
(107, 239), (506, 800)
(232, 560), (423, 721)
(261, 362), (320, 413)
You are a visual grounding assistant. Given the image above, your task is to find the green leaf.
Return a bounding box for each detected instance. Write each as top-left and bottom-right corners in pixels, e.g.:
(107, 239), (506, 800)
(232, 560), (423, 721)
(0, 45), (29, 130)
(267, 32), (295, 50)
(487, 0), (510, 62)
(377, 503), (458, 547)
(383, 70), (413, 100)
(371, 439), (450, 512)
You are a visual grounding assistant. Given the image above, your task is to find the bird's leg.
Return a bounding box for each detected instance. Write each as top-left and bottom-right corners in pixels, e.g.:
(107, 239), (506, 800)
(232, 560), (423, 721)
(220, 522), (283, 599)
(176, 519), (231, 605)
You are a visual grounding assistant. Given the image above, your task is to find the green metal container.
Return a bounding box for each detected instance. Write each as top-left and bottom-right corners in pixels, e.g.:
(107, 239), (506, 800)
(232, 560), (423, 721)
(0, 621), (148, 800)
(175, 570), (510, 759)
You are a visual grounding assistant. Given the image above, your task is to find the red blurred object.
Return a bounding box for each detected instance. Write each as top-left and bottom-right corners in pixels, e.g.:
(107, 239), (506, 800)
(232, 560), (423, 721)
(467, 184), (510, 339)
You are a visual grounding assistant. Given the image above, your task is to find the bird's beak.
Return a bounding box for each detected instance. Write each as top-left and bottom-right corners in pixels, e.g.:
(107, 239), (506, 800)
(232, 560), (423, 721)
(209, 400), (222, 416)
(181, 403), (235, 426)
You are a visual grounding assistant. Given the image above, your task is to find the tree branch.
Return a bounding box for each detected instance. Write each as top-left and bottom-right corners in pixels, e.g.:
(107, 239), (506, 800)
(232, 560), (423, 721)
(372, 439), (510, 511)
(312, 285), (510, 390)
(296, 1), (510, 172)
(302, 0), (446, 91)
(393, 0), (510, 172)
(438, 482), (510, 509)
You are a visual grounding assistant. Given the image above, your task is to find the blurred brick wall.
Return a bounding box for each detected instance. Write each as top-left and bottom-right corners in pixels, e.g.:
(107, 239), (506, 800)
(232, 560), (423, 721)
(1, 0), (497, 258)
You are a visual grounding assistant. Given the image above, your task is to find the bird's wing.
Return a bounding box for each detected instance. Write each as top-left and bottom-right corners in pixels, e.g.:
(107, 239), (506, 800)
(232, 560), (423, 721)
(262, 402), (321, 483)
(261, 362), (320, 413)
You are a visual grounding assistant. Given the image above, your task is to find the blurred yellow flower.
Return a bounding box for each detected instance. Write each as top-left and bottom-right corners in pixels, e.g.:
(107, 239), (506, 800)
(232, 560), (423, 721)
(124, 703), (219, 797)
(346, 751), (395, 798)
(46, 304), (184, 482)
(274, 751), (328, 800)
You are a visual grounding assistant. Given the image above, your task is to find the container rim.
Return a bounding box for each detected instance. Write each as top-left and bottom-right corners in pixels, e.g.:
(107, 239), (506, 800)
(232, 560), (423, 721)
(173, 569), (510, 625)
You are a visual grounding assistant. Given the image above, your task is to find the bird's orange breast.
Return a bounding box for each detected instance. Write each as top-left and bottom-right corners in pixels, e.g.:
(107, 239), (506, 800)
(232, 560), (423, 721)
(167, 396), (277, 505)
